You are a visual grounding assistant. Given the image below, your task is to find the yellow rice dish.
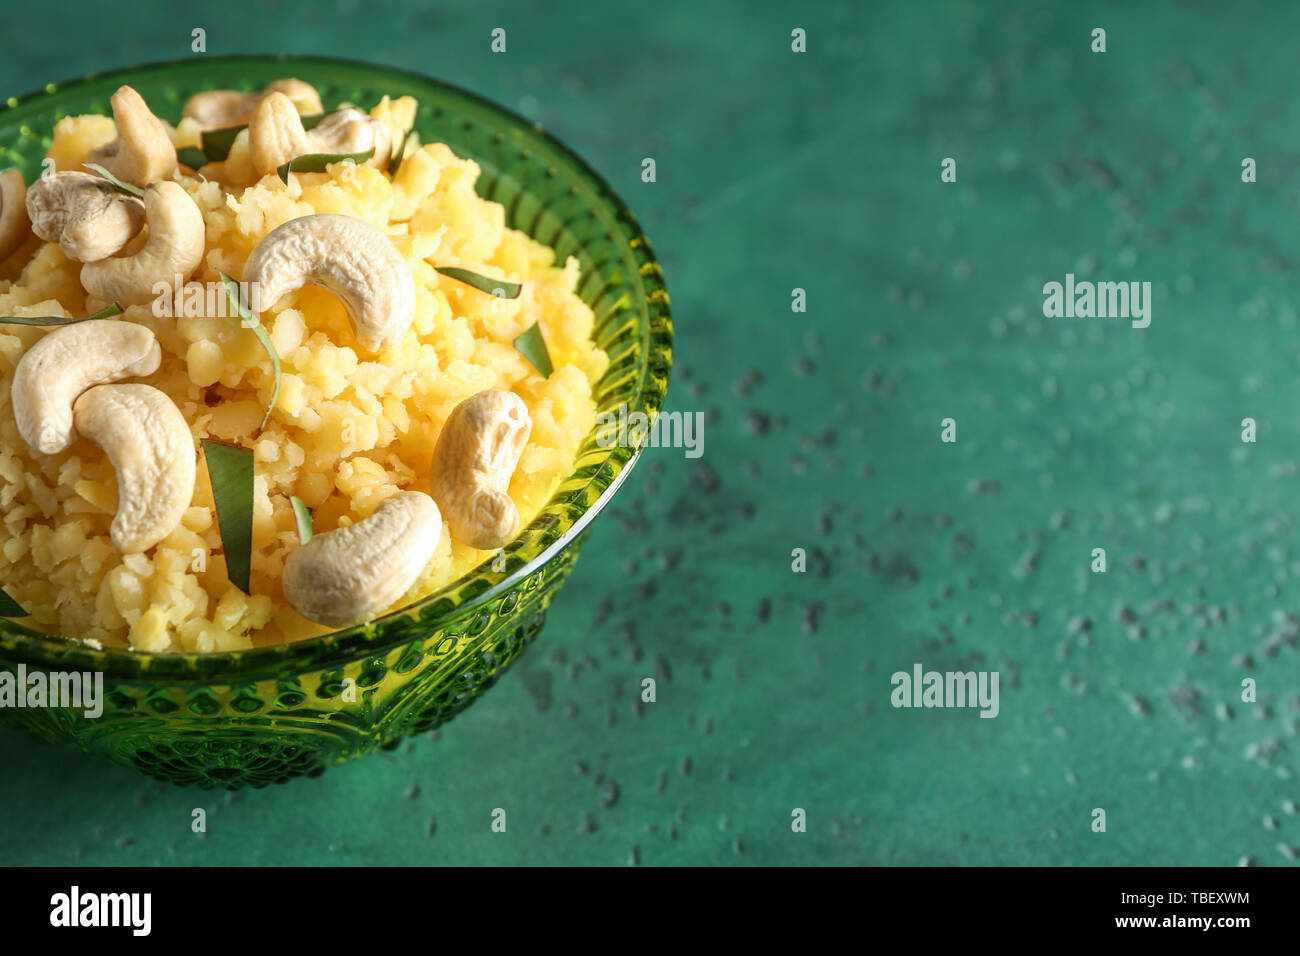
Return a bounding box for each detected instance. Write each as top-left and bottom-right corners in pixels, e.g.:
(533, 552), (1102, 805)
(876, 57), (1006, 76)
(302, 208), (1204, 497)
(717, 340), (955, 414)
(0, 83), (607, 651)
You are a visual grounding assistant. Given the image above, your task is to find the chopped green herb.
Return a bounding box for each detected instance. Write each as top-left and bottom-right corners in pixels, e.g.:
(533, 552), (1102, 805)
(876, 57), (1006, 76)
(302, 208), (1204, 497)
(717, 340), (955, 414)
(277, 148), (375, 184)
(202, 440), (254, 595)
(435, 267), (522, 299)
(200, 111), (329, 162)
(0, 303), (123, 327)
(199, 125), (240, 162)
(82, 162), (144, 197)
(176, 146), (209, 169)
(513, 321), (554, 377)
(0, 588), (27, 618)
(390, 128), (412, 174)
(218, 272), (280, 433)
(290, 496), (313, 544)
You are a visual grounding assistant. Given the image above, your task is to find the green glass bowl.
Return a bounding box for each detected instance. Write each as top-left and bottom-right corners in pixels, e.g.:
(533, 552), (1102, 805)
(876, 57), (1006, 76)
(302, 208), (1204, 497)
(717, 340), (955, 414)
(0, 56), (671, 788)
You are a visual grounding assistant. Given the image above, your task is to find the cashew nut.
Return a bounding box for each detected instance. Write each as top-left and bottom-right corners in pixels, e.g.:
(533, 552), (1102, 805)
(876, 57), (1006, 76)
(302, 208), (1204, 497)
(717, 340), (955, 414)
(243, 213), (415, 352)
(249, 93), (390, 177)
(248, 93), (311, 178)
(72, 383), (196, 554)
(182, 78), (323, 129)
(25, 171), (146, 262)
(80, 181), (205, 305)
(309, 107), (392, 167)
(12, 319), (161, 455)
(0, 169), (30, 262)
(430, 390), (532, 550)
(282, 491), (441, 627)
(85, 85), (178, 187)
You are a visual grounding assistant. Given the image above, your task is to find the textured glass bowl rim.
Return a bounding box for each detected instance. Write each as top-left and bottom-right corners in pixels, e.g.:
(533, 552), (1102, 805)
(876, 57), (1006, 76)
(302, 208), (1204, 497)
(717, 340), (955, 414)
(0, 54), (671, 680)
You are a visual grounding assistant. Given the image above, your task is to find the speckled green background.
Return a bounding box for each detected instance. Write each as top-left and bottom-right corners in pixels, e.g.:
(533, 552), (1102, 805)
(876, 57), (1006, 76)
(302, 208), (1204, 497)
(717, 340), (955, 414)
(2, 0), (1299, 866)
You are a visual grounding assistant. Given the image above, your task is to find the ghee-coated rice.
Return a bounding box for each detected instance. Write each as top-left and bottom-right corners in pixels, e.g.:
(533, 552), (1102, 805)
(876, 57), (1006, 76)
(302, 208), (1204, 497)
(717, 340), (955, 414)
(0, 94), (608, 651)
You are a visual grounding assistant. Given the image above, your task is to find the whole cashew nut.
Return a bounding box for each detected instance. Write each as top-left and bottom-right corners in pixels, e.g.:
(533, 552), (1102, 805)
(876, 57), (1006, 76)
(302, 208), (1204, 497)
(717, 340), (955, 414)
(25, 171), (146, 262)
(80, 181), (205, 306)
(11, 319), (161, 455)
(0, 169), (30, 262)
(308, 107), (392, 167)
(243, 213), (415, 352)
(249, 93), (390, 178)
(282, 491), (442, 627)
(72, 383), (196, 554)
(248, 93), (311, 178)
(85, 86), (178, 187)
(182, 78), (323, 129)
(430, 390), (532, 550)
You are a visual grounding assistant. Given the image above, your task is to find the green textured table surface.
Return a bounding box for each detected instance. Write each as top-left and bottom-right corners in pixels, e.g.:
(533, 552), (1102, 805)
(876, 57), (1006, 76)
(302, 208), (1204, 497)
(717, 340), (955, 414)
(3, 0), (1299, 866)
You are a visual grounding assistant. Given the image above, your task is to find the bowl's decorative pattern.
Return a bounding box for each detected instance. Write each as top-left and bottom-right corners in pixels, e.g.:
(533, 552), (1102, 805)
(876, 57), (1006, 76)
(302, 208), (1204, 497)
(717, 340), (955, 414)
(0, 57), (670, 788)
